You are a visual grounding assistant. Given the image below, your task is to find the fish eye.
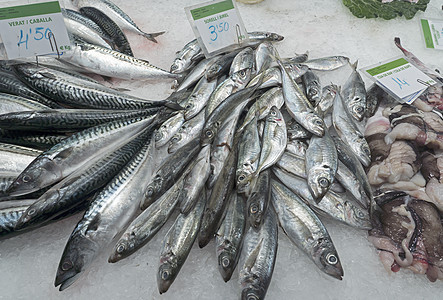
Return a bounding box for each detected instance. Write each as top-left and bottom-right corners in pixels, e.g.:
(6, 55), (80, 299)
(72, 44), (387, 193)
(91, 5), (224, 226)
(116, 243), (126, 254)
(61, 260), (73, 271)
(311, 89), (318, 95)
(238, 175), (245, 182)
(239, 70), (246, 77)
(222, 256), (230, 268)
(250, 204), (259, 214)
(318, 177), (329, 188)
(154, 132), (162, 141)
(22, 175), (31, 183)
(357, 210), (365, 218)
(171, 136), (179, 143)
(28, 208), (36, 216)
(314, 119), (323, 126)
(146, 187), (154, 197)
(247, 293), (260, 300)
(356, 106), (364, 113)
(161, 269), (170, 280)
(205, 130), (213, 138)
(270, 109), (277, 116)
(326, 253), (338, 265)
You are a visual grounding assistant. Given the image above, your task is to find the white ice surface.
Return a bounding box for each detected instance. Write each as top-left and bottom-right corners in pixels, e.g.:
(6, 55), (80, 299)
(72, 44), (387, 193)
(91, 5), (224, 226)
(1, 0), (443, 299)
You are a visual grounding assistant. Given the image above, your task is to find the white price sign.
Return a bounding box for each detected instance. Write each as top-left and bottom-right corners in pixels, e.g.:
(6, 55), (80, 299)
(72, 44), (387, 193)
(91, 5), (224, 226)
(363, 57), (437, 104)
(421, 19), (443, 51)
(0, 1), (71, 59)
(185, 0), (248, 57)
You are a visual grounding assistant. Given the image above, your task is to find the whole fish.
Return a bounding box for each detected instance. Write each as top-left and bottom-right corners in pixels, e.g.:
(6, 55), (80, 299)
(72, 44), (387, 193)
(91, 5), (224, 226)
(0, 199), (37, 238)
(285, 139), (308, 157)
(64, 43), (179, 80)
(216, 191), (246, 282)
(178, 145), (211, 214)
(168, 110), (205, 154)
(181, 76), (216, 120)
(332, 92), (371, 167)
(15, 126), (155, 231)
(302, 69), (321, 105)
(155, 111), (185, 148)
(198, 143), (237, 248)
(54, 135), (155, 290)
(246, 169), (271, 228)
(285, 63), (310, 82)
(255, 106), (287, 174)
(108, 174), (183, 263)
(315, 84), (338, 117)
(335, 160), (365, 205)
(273, 167), (371, 229)
(7, 114), (156, 197)
(230, 47), (255, 76)
(255, 42), (275, 73)
(282, 52), (309, 64)
(237, 116), (261, 195)
(12, 63), (175, 110)
(157, 193), (206, 294)
(0, 109), (158, 132)
(239, 207), (278, 300)
(247, 31), (284, 45)
(72, 0), (164, 43)
(143, 139), (200, 209)
(205, 77), (238, 117)
(341, 61), (366, 122)
(62, 9), (112, 49)
(277, 59), (325, 137)
(247, 67), (282, 89)
(286, 119), (312, 140)
(170, 39), (202, 74)
(271, 179), (344, 280)
(79, 7), (133, 56)
(301, 56), (350, 71)
(305, 131), (338, 200)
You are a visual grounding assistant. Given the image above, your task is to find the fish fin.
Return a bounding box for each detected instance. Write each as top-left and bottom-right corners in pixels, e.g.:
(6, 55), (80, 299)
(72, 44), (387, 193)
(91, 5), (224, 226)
(113, 87), (131, 92)
(54, 147), (74, 160)
(39, 71), (57, 80)
(85, 214), (101, 235)
(142, 31), (165, 43)
(351, 60), (358, 70)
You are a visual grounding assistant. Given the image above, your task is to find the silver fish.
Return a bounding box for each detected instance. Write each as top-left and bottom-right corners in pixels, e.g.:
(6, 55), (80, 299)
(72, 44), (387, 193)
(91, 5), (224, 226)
(341, 61), (367, 122)
(255, 42), (276, 73)
(247, 66), (282, 89)
(302, 69), (321, 105)
(230, 47), (255, 76)
(315, 84), (338, 117)
(157, 191), (206, 294)
(277, 59), (325, 136)
(271, 179), (344, 280)
(216, 191), (246, 282)
(205, 50), (240, 81)
(246, 169), (271, 228)
(155, 111), (185, 148)
(170, 39), (202, 74)
(305, 130), (338, 200)
(332, 92), (371, 167)
(285, 139), (308, 156)
(247, 31), (284, 45)
(0, 93), (49, 113)
(72, 0), (165, 43)
(286, 119), (312, 140)
(175, 55), (220, 92)
(301, 56), (350, 71)
(205, 77), (237, 117)
(275, 151), (306, 178)
(181, 76), (217, 120)
(239, 207), (278, 300)
(335, 160), (364, 205)
(168, 110), (205, 154)
(0, 143), (41, 176)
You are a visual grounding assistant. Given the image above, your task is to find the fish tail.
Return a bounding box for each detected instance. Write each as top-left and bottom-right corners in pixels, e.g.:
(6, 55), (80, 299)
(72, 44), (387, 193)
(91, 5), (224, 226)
(142, 31), (166, 43)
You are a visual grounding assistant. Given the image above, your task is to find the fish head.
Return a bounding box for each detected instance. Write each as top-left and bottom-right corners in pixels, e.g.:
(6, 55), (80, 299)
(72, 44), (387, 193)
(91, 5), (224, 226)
(7, 156), (62, 197)
(55, 233), (99, 291)
(266, 106), (283, 124)
(170, 59), (185, 74)
(167, 133), (183, 154)
(142, 178), (162, 210)
(157, 255), (178, 294)
(200, 123), (218, 146)
(232, 68), (252, 87)
(217, 248), (236, 282)
(206, 63), (223, 80)
(108, 232), (136, 263)
(348, 97), (366, 122)
(265, 32), (284, 42)
(312, 238), (343, 280)
(248, 200), (263, 228)
(236, 171), (255, 195)
(307, 168), (333, 200)
(345, 201), (372, 230)
(241, 287), (266, 300)
(303, 112), (325, 137)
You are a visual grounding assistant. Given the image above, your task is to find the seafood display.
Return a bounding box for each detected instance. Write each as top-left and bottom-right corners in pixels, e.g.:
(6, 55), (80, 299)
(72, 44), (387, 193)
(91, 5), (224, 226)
(0, 0), (442, 299)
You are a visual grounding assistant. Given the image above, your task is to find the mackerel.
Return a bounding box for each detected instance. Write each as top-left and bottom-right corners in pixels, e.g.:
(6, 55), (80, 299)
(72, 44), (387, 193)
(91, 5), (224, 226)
(170, 39), (202, 74)
(0, 93), (49, 114)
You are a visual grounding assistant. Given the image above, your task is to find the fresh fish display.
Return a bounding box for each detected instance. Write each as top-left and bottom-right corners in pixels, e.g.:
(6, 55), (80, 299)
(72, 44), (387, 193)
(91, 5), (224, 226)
(302, 69), (321, 105)
(301, 56), (350, 71)
(246, 169), (271, 228)
(72, 0), (165, 43)
(341, 61), (367, 122)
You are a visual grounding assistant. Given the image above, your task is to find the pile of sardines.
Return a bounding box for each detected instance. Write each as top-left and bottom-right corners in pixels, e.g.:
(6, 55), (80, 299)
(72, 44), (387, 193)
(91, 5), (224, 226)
(0, 0), (435, 298)
(365, 38), (443, 282)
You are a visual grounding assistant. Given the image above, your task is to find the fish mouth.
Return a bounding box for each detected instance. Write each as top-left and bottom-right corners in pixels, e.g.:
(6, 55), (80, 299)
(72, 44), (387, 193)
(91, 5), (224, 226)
(54, 268), (81, 291)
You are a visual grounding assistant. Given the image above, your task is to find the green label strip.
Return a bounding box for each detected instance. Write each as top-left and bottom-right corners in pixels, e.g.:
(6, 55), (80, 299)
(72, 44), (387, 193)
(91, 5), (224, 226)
(366, 58), (409, 76)
(421, 19), (434, 49)
(190, 0), (234, 20)
(0, 1), (61, 21)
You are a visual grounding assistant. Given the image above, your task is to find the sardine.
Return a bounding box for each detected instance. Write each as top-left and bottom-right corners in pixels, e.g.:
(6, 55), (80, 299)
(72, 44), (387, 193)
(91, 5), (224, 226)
(271, 179), (344, 280)
(216, 191), (246, 282)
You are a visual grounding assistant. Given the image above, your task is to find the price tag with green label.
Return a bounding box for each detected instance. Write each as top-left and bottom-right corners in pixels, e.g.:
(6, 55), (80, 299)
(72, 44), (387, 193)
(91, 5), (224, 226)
(0, 1), (71, 59)
(420, 19), (443, 50)
(363, 57), (437, 104)
(185, 0), (248, 58)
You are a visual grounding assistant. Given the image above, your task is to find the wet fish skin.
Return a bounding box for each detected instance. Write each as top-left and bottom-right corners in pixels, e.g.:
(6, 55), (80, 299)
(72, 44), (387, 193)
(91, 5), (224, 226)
(341, 61), (367, 122)
(205, 50), (240, 81)
(168, 110), (205, 154)
(315, 84), (338, 117)
(73, 0), (164, 43)
(216, 191), (246, 282)
(170, 39), (201, 74)
(286, 119), (312, 140)
(301, 56), (350, 71)
(0, 143), (41, 176)
(247, 31), (284, 45)
(176, 55), (220, 92)
(181, 76), (216, 120)
(144, 139), (200, 210)
(79, 7), (133, 56)
(157, 192), (206, 294)
(275, 151), (306, 178)
(305, 131), (338, 201)
(230, 47), (255, 76)
(332, 92), (371, 167)
(247, 169), (271, 228)
(271, 179), (344, 280)
(7, 114), (155, 197)
(155, 111), (185, 148)
(239, 206), (278, 300)
(277, 59), (325, 137)
(246, 67), (281, 89)
(302, 69), (321, 105)
(0, 200), (36, 238)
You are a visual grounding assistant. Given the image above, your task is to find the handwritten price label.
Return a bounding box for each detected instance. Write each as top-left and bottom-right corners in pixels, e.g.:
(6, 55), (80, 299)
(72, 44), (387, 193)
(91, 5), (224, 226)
(0, 1), (71, 59)
(363, 57), (437, 104)
(185, 0), (248, 57)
